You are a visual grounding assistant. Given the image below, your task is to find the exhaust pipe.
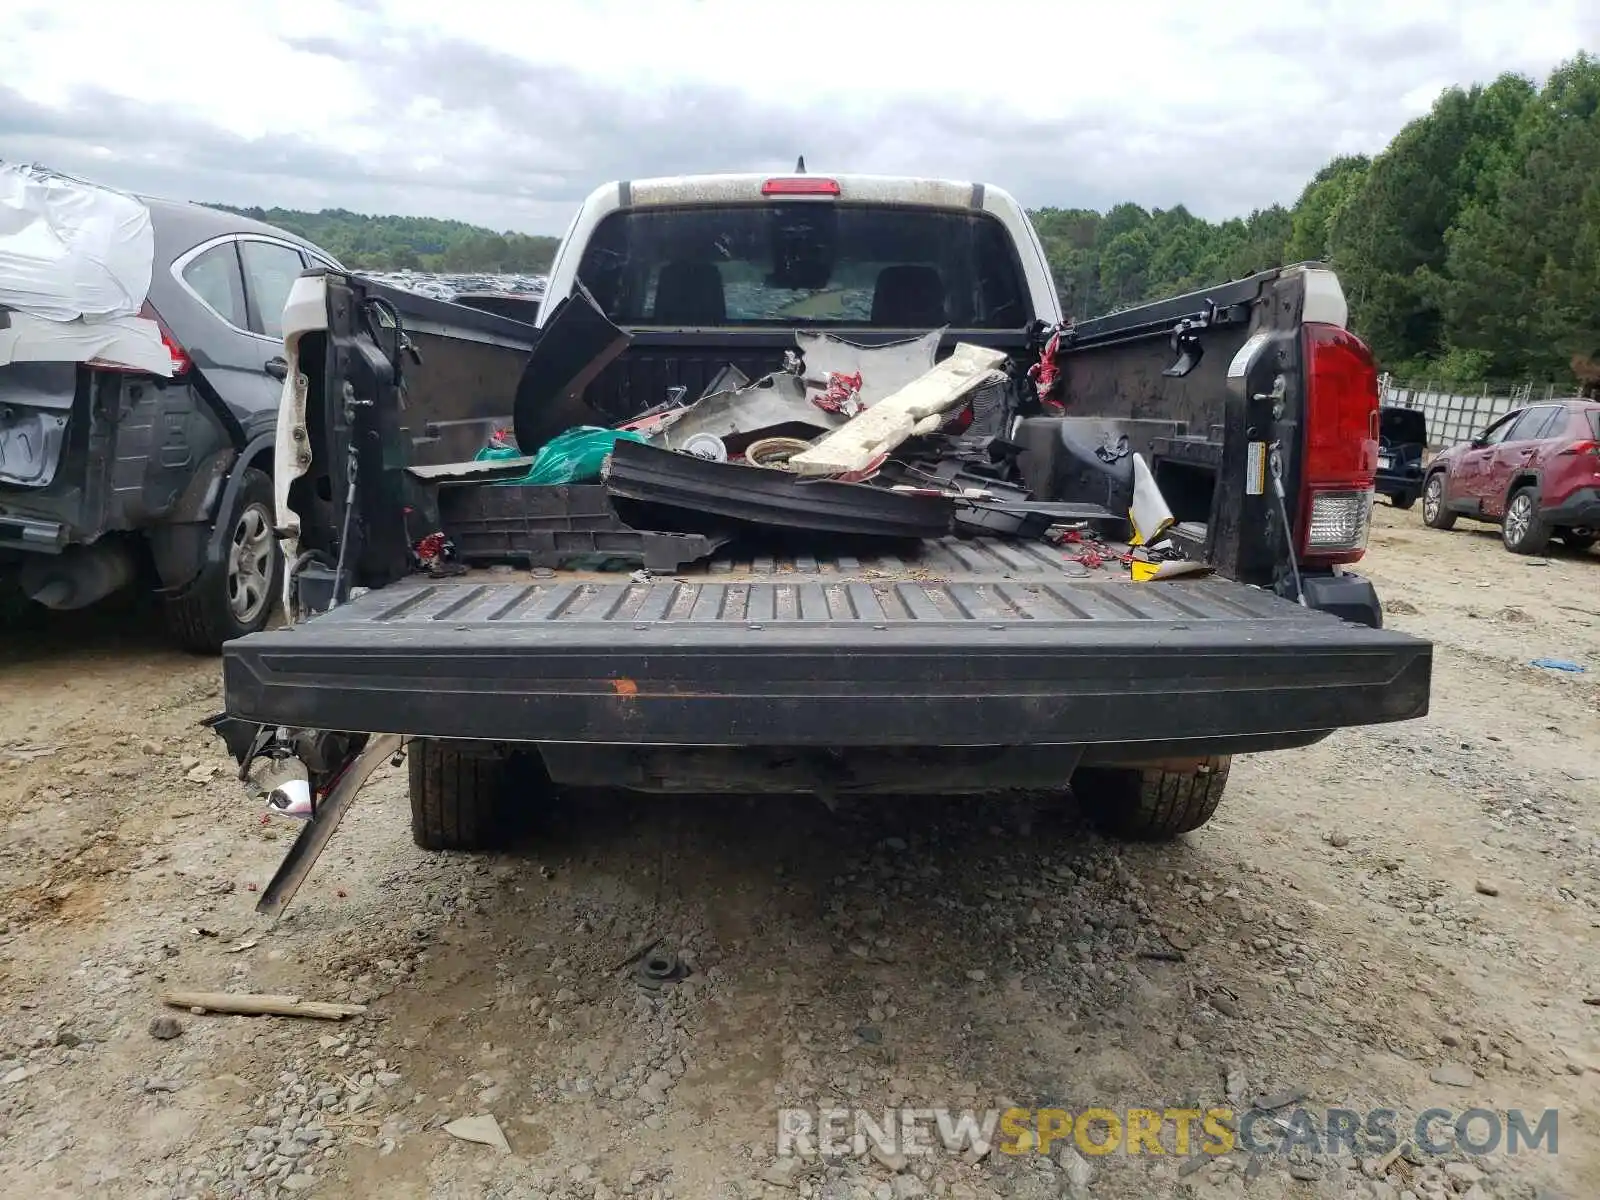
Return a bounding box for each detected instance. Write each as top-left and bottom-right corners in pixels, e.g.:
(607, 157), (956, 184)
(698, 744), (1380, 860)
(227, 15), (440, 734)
(19, 541), (136, 610)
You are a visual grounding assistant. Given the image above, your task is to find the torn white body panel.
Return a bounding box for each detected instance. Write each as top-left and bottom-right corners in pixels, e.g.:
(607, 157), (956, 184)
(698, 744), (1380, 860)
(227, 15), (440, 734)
(0, 162), (154, 321)
(795, 328), (942, 407)
(0, 309), (172, 375)
(653, 372), (841, 452)
(787, 343), (1008, 477)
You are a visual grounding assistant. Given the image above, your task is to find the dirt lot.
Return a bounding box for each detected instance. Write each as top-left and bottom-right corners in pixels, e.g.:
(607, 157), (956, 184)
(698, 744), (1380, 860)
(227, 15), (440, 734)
(0, 504), (1595, 1200)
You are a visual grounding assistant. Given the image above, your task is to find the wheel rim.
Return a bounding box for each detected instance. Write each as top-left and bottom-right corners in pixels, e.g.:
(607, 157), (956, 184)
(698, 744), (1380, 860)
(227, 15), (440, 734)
(1504, 493), (1531, 546)
(227, 503), (274, 624)
(1423, 477), (1442, 522)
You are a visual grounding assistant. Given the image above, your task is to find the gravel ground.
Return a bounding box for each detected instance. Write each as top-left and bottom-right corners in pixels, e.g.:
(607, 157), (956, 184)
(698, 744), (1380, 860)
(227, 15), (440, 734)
(1, 503), (1595, 1200)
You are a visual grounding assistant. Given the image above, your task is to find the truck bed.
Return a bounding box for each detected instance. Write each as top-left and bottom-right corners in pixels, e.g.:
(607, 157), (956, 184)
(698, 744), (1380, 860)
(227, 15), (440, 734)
(223, 537), (1431, 750)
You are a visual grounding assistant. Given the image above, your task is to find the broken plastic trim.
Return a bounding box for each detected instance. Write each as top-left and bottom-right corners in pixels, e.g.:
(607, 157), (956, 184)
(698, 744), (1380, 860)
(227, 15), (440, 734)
(603, 439), (954, 539)
(255, 734), (404, 919)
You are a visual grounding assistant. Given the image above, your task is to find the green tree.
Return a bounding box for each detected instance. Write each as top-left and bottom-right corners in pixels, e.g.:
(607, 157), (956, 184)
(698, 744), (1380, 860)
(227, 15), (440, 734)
(1440, 53), (1600, 380)
(200, 204), (560, 273)
(1328, 73), (1535, 365)
(1285, 156), (1369, 262)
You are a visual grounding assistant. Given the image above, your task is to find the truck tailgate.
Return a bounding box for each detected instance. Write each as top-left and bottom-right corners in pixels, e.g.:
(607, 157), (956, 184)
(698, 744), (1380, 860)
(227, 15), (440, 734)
(223, 538), (1430, 747)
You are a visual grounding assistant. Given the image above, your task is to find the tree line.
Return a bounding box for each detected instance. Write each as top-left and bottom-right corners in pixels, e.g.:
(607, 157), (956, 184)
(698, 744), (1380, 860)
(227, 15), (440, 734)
(206, 204), (561, 276)
(1032, 52), (1599, 389)
(210, 51), (1597, 387)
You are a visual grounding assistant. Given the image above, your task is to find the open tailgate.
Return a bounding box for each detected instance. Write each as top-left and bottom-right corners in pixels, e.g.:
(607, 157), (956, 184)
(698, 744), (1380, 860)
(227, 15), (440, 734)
(222, 538), (1430, 748)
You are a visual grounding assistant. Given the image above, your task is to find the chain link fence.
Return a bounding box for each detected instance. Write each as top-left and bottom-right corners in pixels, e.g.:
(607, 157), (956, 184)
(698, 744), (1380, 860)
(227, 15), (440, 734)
(1378, 376), (1582, 448)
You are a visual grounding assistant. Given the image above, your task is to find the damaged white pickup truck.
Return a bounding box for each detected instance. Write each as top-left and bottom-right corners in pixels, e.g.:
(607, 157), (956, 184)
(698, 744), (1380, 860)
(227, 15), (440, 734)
(209, 171), (1432, 916)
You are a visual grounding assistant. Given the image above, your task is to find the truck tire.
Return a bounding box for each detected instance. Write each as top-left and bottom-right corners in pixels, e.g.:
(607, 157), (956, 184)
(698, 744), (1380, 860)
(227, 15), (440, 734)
(1072, 756), (1231, 841)
(1501, 486), (1550, 555)
(1389, 491), (1416, 510)
(163, 467), (282, 653)
(1421, 473), (1455, 530)
(409, 739), (549, 851)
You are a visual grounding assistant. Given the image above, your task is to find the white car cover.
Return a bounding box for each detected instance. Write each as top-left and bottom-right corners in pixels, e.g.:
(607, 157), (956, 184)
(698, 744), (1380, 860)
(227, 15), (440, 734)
(0, 161), (171, 374)
(0, 161), (155, 322)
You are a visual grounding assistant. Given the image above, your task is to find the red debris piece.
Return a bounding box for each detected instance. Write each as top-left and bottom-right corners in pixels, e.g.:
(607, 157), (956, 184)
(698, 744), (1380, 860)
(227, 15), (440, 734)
(1028, 329), (1065, 413)
(834, 451), (890, 484)
(1052, 523), (1124, 571)
(811, 370), (865, 417)
(414, 531), (448, 569)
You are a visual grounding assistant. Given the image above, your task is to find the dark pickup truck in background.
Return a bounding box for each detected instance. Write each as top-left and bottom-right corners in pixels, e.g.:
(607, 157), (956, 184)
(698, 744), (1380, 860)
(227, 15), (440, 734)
(215, 172), (1431, 897)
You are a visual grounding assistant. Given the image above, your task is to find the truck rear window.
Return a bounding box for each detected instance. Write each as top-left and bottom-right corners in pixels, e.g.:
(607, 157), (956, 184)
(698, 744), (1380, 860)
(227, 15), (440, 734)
(575, 205), (1028, 329)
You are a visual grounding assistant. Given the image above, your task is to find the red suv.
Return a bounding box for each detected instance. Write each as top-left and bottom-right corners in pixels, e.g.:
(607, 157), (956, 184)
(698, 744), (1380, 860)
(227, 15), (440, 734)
(1422, 400), (1600, 554)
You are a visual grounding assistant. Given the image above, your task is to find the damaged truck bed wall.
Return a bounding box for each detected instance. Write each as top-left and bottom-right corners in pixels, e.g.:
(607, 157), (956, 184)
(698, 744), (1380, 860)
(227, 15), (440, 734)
(1057, 283), (1261, 430)
(348, 278), (542, 468)
(1024, 265), (1325, 587)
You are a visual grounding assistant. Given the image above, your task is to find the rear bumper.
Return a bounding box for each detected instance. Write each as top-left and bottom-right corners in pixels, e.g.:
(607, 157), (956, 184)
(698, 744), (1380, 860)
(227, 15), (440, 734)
(222, 577), (1432, 749)
(1542, 486), (1600, 529)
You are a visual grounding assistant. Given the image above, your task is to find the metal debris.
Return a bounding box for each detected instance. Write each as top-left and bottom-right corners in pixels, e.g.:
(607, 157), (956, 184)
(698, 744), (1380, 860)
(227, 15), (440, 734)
(634, 948), (689, 991)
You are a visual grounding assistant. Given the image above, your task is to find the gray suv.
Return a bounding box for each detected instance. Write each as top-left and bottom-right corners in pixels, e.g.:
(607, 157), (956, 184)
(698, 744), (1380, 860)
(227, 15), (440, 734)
(2, 194), (340, 651)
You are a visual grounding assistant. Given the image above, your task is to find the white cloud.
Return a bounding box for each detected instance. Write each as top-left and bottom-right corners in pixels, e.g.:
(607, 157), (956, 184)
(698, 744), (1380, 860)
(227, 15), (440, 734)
(0, 0), (1593, 233)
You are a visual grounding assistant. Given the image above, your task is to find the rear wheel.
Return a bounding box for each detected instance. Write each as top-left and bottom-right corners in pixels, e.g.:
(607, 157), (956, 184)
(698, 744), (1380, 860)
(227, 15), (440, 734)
(1558, 530), (1596, 552)
(1072, 756), (1231, 841)
(1421, 473), (1455, 529)
(1390, 492), (1417, 511)
(408, 738), (552, 851)
(163, 467), (281, 653)
(1501, 487), (1551, 555)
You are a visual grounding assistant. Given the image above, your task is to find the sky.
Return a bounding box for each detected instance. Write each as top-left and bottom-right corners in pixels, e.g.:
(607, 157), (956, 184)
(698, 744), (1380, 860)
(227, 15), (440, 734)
(2, 0), (1595, 235)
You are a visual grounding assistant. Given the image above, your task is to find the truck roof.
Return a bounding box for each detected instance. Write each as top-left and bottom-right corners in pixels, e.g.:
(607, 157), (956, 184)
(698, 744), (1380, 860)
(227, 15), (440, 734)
(600, 172), (1009, 212)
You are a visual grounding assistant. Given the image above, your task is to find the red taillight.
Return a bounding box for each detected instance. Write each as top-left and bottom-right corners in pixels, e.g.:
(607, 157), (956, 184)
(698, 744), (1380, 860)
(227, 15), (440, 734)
(88, 301), (191, 375)
(1298, 322), (1378, 565)
(761, 177), (840, 197)
(1557, 439), (1600, 456)
(143, 302), (192, 375)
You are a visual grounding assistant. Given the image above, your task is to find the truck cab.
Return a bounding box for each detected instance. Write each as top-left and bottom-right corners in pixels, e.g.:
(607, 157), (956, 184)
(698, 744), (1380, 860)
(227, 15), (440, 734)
(535, 173), (1063, 329)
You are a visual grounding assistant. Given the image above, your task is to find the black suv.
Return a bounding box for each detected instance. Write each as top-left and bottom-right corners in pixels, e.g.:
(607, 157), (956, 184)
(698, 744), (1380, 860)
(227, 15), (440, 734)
(2, 195), (339, 651)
